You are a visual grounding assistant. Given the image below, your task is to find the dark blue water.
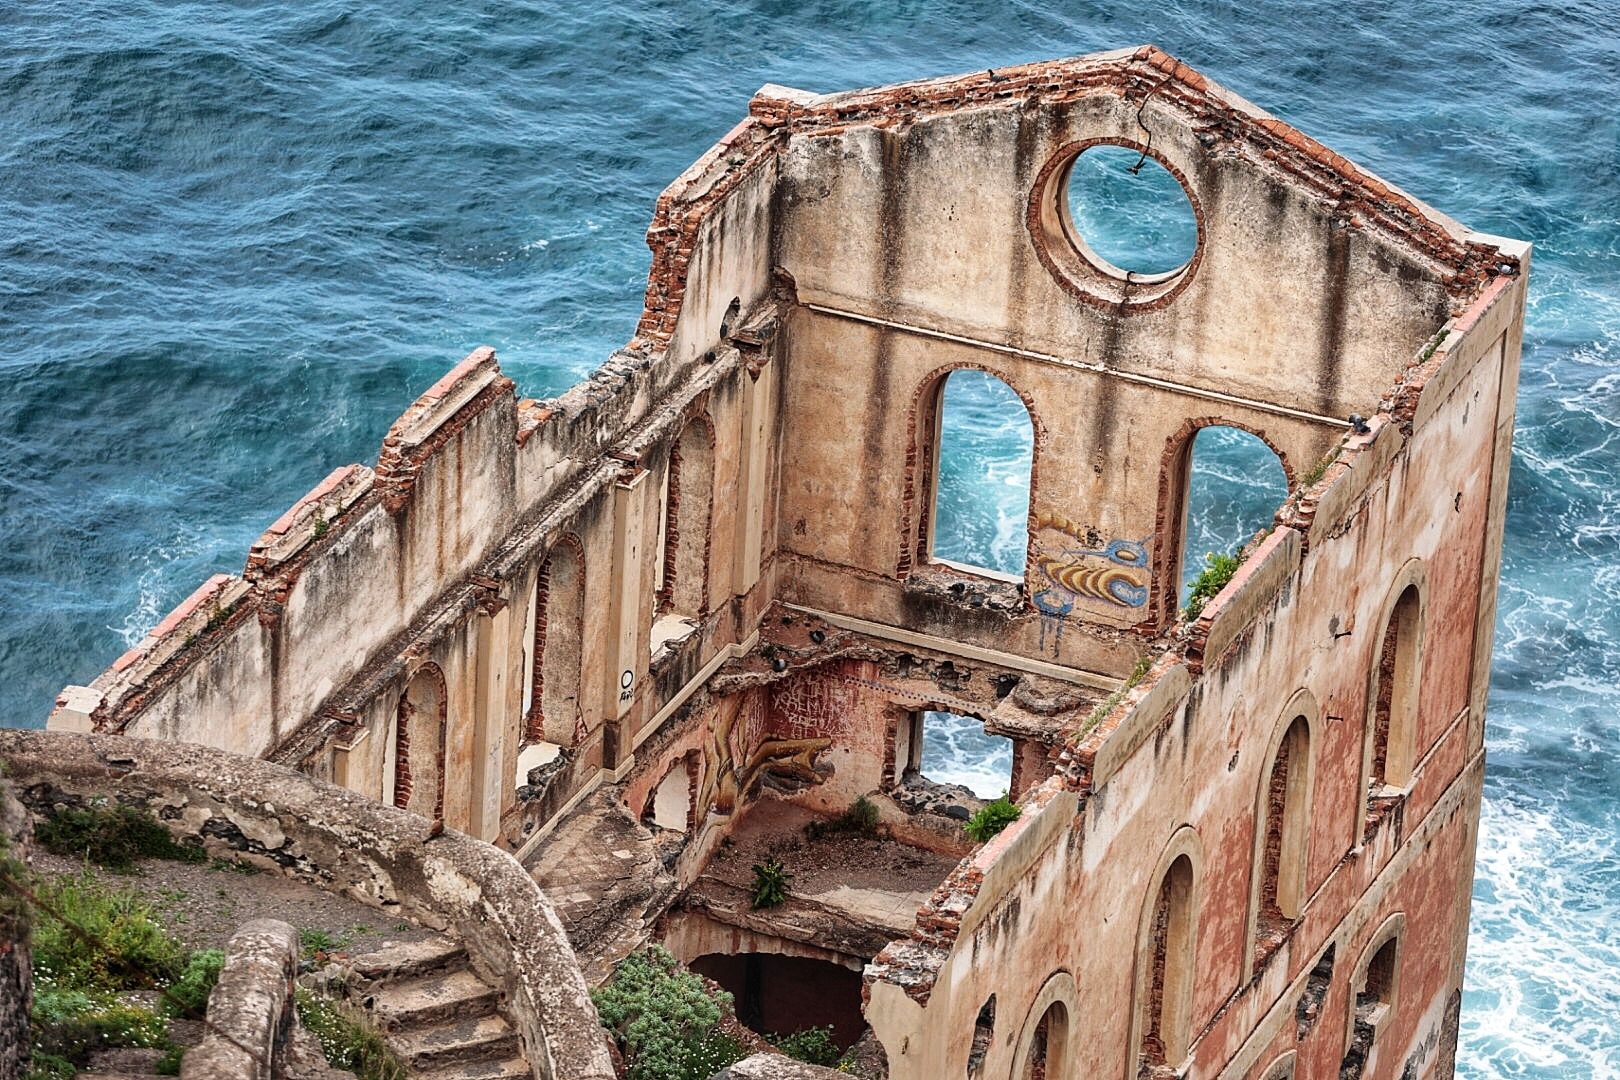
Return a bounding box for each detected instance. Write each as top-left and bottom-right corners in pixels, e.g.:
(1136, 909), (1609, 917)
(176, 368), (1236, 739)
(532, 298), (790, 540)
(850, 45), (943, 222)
(2, 3), (1616, 1073)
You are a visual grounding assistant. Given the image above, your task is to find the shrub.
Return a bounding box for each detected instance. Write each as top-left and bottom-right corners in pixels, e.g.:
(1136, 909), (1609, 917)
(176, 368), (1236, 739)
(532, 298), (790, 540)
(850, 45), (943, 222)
(806, 796), (881, 840)
(295, 990), (407, 1080)
(1183, 551), (1241, 620)
(31, 873), (186, 990)
(162, 949), (224, 1018)
(22, 1051), (74, 1080)
(592, 947), (743, 1080)
(29, 987), (171, 1066)
(963, 798), (1021, 843)
(749, 859), (790, 909)
(35, 802), (205, 872)
(773, 1026), (841, 1066)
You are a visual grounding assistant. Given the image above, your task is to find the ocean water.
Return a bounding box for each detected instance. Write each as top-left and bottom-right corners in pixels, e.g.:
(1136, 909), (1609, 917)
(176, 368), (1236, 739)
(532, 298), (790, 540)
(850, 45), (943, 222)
(1, 2), (1615, 1074)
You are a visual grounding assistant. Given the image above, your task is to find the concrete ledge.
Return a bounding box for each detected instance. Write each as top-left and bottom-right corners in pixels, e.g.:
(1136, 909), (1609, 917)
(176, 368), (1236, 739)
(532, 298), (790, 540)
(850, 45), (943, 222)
(0, 729), (615, 1080)
(1091, 663), (1194, 790)
(1306, 419), (1406, 549)
(1189, 528), (1303, 673)
(957, 785), (1078, 942)
(181, 919), (298, 1080)
(711, 1053), (847, 1078)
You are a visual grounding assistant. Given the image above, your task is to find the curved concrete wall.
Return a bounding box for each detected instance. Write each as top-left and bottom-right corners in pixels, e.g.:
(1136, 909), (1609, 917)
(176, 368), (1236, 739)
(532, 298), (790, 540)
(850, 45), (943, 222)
(0, 729), (615, 1080)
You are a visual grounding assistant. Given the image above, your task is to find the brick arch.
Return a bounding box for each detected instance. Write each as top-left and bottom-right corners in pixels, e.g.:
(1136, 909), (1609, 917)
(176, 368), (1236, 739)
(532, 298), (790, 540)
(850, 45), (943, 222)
(393, 660), (448, 820)
(895, 362), (1045, 586)
(658, 411), (717, 619)
(528, 532), (587, 746)
(1148, 415), (1295, 630)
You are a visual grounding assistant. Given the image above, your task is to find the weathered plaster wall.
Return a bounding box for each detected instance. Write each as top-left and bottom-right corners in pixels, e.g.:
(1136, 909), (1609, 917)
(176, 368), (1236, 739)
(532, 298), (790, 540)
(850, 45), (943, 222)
(861, 266), (1526, 1079)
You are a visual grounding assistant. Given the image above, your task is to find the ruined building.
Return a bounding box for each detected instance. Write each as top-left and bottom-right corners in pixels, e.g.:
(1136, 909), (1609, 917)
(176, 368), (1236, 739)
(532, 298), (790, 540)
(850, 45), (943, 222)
(29, 47), (1527, 1080)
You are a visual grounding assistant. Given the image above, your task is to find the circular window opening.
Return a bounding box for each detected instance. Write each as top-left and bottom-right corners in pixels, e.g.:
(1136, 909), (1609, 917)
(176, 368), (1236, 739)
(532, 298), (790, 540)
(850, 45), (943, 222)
(1065, 145), (1199, 280)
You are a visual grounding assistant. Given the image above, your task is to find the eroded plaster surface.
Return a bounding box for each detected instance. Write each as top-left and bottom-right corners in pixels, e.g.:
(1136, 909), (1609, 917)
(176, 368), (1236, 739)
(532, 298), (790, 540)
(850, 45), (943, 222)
(39, 47), (1525, 1080)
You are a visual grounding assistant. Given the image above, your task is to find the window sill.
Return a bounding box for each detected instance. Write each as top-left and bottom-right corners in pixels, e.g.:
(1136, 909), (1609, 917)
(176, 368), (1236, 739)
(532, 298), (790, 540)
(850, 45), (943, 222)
(905, 562), (1025, 613)
(649, 613), (698, 661)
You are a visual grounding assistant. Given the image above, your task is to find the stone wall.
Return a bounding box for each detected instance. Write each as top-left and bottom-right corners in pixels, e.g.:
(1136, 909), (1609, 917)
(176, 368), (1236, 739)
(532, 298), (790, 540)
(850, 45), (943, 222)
(858, 258), (1527, 1079)
(0, 781), (30, 1080)
(180, 920), (300, 1080)
(0, 729), (616, 1080)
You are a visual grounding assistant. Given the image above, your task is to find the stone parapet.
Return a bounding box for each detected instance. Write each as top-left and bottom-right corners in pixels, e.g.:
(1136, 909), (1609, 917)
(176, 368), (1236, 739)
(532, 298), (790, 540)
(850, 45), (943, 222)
(0, 729), (615, 1080)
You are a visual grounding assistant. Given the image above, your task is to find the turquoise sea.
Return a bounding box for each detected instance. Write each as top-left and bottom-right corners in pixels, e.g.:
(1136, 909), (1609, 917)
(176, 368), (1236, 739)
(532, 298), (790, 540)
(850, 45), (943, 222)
(1, 3), (1615, 1073)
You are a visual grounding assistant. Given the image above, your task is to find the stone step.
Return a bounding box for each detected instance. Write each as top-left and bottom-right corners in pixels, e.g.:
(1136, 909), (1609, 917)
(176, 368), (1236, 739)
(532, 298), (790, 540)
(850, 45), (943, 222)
(393, 1011), (521, 1069)
(367, 968), (501, 1029)
(417, 1055), (533, 1080)
(348, 934), (468, 984)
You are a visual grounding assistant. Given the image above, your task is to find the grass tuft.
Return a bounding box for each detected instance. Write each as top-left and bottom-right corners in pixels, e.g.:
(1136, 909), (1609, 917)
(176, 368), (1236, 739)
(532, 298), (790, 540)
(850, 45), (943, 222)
(295, 990), (407, 1080)
(35, 802), (205, 873)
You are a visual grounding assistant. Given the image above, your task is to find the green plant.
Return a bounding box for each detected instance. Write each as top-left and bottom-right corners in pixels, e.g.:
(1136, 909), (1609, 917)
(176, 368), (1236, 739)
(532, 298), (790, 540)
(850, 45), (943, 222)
(1078, 656), (1152, 737)
(1301, 451), (1336, 488)
(1418, 327), (1449, 363)
(155, 1045), (185, 1075)
(31, 873), (187, 991)
(591, 947), (743, 1080)
(296, 990), (407, 1080)
(1183, 551), (1242, 620)
(29, 987), (172, 1067)
(22, 1051), (74, 1080)
(299, 927), (347, 958)
(35, 802), (205, 872)
(162, 949), (224, 1018)
(963, 797), (1021, 843)
(311, 515), (330, 539)
(210, 857), (259, 875)
(749, 859), (790, 909)
(806, 796), (880, 840)
(773, 1026), (841, 1066)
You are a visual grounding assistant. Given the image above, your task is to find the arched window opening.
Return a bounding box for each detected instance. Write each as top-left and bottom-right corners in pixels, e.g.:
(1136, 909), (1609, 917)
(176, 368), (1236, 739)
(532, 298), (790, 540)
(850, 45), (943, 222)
(968, 995), (995, 1077)
(1256, 715), (1312, 951)
(657, 419), (715, 622)
(1258, 1053), (1296, 1080)
(1137, 853), (1196, 1076)
(1343, 931), (1401, 1079)
(528, 541), (584, 747)
(926, 370), (1034, 580)
(895, 709), (1013, 801)
(1019, 1000), (1069, 1080)
(1295, 944), (1335, 1039)
(1369, 583), (1422, 794)
(393, 663), (447, 820)
(1175, 426), (1288, 614)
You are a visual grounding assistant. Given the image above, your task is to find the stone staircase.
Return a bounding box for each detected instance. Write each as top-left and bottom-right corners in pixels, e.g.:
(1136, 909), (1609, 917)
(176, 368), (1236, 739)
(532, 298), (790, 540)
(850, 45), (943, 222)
(526, 786), (677, 986)
(343, 934), (531, 1079)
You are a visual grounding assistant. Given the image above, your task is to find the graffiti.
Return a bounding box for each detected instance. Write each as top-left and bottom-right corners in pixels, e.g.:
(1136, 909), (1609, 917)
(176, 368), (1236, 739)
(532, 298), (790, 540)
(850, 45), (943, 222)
(698, 692), (831, 818)
(1031, 511), (1151, 649)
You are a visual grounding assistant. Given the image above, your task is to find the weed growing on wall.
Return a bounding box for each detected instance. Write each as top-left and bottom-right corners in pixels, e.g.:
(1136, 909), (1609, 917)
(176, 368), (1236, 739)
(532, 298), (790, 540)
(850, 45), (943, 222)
(749, 859), (791, 909)
(963, 797), (1021, 843)
(1183, 551), (1242, 620)
(592, 946), (744, 1080)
